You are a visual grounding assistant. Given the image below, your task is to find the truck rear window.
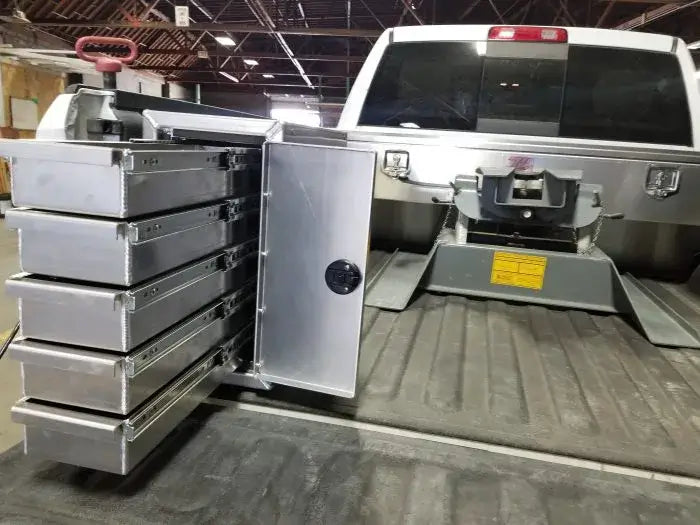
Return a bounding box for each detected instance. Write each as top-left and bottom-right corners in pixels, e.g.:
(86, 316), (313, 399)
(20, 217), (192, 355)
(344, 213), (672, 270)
(358, 41), (693, 146)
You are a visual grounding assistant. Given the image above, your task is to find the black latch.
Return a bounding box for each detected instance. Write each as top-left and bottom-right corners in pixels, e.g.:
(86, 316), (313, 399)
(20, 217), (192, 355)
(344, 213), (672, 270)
(325, 260), (362, 295)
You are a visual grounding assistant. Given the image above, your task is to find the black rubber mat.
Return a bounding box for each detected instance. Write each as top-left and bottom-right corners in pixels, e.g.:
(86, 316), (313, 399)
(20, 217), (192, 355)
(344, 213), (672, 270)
(1, 402), (698, 524)
(230, 285), (700, 478)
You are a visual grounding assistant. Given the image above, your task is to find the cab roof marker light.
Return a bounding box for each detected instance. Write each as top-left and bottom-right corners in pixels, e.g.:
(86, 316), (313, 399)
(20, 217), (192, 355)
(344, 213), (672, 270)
(488, 26), (568, 43)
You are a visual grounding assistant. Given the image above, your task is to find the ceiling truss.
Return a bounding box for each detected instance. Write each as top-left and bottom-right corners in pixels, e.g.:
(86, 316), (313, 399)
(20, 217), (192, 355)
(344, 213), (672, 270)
(4, 0), (700, 96)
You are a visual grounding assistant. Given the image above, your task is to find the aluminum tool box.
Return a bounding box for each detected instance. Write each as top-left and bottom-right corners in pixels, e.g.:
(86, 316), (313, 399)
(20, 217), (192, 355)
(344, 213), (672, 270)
(7, 239), (257, 351)
(5, 196), (260, 286)
(11, 294), (255, 414)
(5, 119), (377, 475)
(12, 332), (249, 475)
(4, 141), (261, 218)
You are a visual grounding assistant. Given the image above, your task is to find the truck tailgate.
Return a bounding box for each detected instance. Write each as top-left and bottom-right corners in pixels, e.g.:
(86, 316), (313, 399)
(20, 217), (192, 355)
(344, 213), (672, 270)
(231, 251), (700, 478)
(0, 401), (698, 523)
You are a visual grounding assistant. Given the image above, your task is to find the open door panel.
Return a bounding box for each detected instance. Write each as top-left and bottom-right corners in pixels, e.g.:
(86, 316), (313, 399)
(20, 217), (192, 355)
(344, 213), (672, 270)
(255, 142), (376, 397)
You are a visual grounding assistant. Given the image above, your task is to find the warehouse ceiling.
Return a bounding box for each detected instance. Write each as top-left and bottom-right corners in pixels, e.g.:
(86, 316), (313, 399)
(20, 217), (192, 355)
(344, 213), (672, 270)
(5, 0), (700, 96)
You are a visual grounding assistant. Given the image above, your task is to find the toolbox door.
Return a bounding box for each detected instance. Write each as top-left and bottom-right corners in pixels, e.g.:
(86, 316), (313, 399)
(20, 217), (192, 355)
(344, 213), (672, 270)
(255, 142), (376, 397)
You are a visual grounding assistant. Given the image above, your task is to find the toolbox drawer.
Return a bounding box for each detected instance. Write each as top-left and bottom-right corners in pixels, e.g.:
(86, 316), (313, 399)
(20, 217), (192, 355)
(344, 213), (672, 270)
(7, 239), (258, 351)
(6, 196), (260, 286)
(12, 291), (255, 414)
(5, 141), (261, 218)
(12, 333), (248, 475)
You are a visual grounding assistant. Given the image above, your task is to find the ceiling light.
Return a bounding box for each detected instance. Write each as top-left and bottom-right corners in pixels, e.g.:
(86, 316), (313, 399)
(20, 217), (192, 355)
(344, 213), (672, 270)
(219, 71), (239, 83)
(263, 74), (275, 79)
(215, 36), (236, 46)
(243, 58), (259, 66)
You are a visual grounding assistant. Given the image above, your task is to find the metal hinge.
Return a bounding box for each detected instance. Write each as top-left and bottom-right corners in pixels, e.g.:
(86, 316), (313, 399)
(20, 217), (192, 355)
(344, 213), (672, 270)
(225, 195), (261, 222)
(227, 148), (262, 170)
(220, 280), (257, 317)
(220, 239), (259, 270)
(218, 323), (255, 366)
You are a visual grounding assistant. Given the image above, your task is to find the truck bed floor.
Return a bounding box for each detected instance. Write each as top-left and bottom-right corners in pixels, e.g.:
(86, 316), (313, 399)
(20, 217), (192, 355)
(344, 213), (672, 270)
(1, 401), (698, 524)
(231, 263), (700, 478)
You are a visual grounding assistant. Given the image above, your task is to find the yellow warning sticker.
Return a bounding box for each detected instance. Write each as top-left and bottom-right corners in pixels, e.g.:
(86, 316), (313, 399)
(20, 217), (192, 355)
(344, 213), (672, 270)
(490, 251), (547, 290)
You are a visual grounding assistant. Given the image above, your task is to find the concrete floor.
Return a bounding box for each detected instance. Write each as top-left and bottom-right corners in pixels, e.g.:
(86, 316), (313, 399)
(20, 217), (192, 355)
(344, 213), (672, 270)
(0, 222), (21, 453)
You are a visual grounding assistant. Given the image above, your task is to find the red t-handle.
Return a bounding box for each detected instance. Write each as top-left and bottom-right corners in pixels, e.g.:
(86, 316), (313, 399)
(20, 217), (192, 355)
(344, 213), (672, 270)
(75, 36), (139, 73)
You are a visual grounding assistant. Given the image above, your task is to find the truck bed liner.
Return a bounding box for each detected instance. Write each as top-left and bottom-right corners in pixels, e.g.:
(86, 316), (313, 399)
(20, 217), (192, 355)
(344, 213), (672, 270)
(1, 401), (698, 523)
(231, 254), (700, 478)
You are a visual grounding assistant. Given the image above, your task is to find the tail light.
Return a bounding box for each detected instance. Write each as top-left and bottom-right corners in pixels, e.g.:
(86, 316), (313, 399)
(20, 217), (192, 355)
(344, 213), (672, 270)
(488, 26), (568, 43)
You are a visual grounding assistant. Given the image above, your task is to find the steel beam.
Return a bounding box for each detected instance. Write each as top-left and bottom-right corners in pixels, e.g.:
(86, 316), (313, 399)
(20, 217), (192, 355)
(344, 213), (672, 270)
(132, 66), (355, 77)
(358, 0), (387, 28)
(487, 0), (506, 23)
(613, 0), (700, 30)
(596, 0), (616, 27)
(18, 20), (383, 38)
(600, 1), (679, 3)
(460, 0), (483, 21)
(167, 79), (347, 88)
(246, 0), (313, 87)
(20, 48), (367, 62)
(399, 0), (425, 25)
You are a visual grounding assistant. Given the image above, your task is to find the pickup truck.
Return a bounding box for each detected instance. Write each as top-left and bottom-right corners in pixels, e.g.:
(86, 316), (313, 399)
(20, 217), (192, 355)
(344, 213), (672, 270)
(2, 24), (700, 523)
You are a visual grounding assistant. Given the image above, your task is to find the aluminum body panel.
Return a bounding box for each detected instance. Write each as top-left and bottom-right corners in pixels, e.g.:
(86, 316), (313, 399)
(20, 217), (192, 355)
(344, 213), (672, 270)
(6, 241), (258, 351)
(348, 133), (700, 227)
(6, 198), (259, 285)
(3, 141), (262, 218)
(143, 110), (279, 144)
(256, 142), (376, 397)
(12, 350), (227, 474)
(13, 293), (255, 414)
(142, 110), (347, 147)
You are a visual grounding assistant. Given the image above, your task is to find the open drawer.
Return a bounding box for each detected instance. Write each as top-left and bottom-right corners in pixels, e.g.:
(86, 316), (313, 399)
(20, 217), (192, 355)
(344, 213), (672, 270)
(11, 288), (255, 414)
(12, 332), (248, 475)
(5, 140), (261, 218)
(5, 196), (259, 286)
(6, 239), (258, 351)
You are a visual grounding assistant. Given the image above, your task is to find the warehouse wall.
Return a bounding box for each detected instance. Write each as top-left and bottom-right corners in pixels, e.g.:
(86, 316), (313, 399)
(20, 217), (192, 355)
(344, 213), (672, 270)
(82, 71), (164, 97)
(0, 25), (188, 99)
(0, 61), (65, 138)
(168, 82), (193, 101)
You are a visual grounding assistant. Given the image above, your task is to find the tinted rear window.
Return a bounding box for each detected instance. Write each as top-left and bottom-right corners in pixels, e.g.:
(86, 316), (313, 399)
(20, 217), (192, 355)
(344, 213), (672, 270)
(358, 42), (482, 131)
(358, 42), (692, 146)
(561, 46), (691, 145)
(479, 57), (565, 123)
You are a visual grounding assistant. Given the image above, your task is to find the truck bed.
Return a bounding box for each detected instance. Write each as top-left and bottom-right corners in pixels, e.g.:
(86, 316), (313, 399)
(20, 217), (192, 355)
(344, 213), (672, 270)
(231, 252), (700, 478)
(1, 401), (698, 524)
(2, 254), (699, 522)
